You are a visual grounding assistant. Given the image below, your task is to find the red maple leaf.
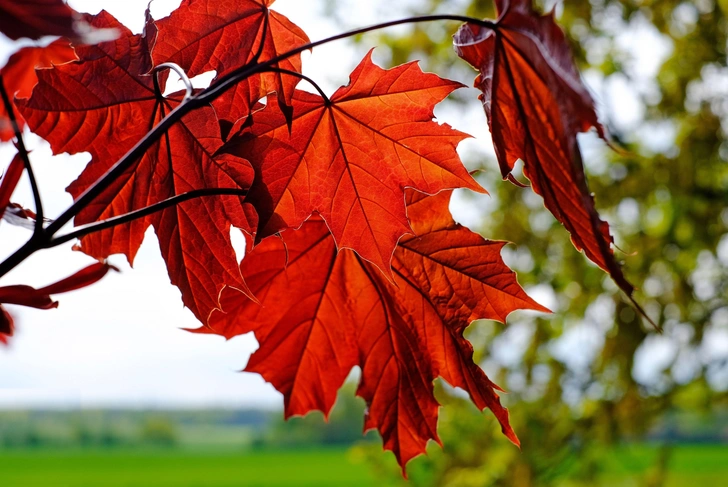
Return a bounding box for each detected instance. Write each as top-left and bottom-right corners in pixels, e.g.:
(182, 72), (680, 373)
(194, 190), (548, 470)
(453, 0), (635, 296)
(153, 0), (310, 124)
(0, 0), (79, 41)
(0, 39), (77, 141)
(17, 11), (257, 323)
(224, 51), (484, 273)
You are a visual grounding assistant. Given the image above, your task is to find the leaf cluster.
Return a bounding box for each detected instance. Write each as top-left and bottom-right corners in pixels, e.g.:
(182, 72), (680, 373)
(0, 0), (674, 474)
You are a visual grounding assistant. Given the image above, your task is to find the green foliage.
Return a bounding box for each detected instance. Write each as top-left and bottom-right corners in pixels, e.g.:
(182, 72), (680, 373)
(331, 0), (728, 484)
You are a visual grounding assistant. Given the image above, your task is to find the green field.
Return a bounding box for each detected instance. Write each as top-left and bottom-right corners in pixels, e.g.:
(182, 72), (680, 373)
(0, 448), (385, 487)
(0, 445), (725, 487)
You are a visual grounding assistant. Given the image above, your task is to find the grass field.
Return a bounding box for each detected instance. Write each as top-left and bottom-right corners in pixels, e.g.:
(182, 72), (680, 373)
(0, 448), (385, 487)
(0, 444), (725, 486)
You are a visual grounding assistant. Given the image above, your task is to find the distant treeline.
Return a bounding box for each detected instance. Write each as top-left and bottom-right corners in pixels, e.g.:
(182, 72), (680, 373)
(0, 386), (374, 449)
(0, 392), (725, 450)
(0, 409), (269, 449)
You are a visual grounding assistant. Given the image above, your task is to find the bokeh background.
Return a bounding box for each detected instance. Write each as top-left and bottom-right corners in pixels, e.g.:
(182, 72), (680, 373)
(1, 0), (727, 486)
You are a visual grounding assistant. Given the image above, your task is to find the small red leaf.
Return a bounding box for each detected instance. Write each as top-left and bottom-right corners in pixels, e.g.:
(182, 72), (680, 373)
(37, 261), (119, 295)
(0, 261), (118, 346)
(0, 261), (118, 309)
(0, 285), (57, 309)
(0, 39), (77, 141)
(0, 305), (13, 346)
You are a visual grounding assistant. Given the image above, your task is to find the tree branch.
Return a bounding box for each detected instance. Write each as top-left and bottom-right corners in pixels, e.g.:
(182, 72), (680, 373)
(264, 67), (330, 102)
(47, 188), (249, 248)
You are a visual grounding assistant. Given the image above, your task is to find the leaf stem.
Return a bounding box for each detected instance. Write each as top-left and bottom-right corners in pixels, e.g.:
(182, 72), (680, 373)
(264, 67), (330, 102)
(154, 63), (193, 101)
(0, 76), (44, 236)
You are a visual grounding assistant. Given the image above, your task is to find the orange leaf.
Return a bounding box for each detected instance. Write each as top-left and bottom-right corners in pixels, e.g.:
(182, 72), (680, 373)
(195, 191), (547, 471)
(453, 0), (634, 296)
(17, 12), (257, 323)
(226, 51), (484, 273)
(153, 0), (310, 122)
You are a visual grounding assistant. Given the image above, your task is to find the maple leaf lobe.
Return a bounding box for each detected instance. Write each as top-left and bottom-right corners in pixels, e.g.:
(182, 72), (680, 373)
(0, 40), (77, 141)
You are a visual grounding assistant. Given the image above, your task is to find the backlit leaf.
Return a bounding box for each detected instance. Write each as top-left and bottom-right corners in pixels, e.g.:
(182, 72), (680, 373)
(225, 51), (483, 273)
(0, 39), (77, 141)
(195, 191), (547, 471)
(453, 0), (635, 297)
(17, 12), (257, 323)
(153, 0), (310, 122)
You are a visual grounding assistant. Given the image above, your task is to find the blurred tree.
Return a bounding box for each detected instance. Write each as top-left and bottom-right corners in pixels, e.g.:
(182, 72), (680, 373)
(139, 416), (178, 447)
(261, 382), (372, 448)
(322, 0), (728, 485)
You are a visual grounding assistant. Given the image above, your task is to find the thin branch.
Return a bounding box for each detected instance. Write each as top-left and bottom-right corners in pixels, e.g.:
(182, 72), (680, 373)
(202, 14), (496, 105)
(48, 188), (249, 248)
(0, 76), (44, 235)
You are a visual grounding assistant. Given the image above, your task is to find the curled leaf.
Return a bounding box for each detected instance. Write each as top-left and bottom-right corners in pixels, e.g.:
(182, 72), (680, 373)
(453, 0), (635, 297)
(0, 154), (24, 220)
